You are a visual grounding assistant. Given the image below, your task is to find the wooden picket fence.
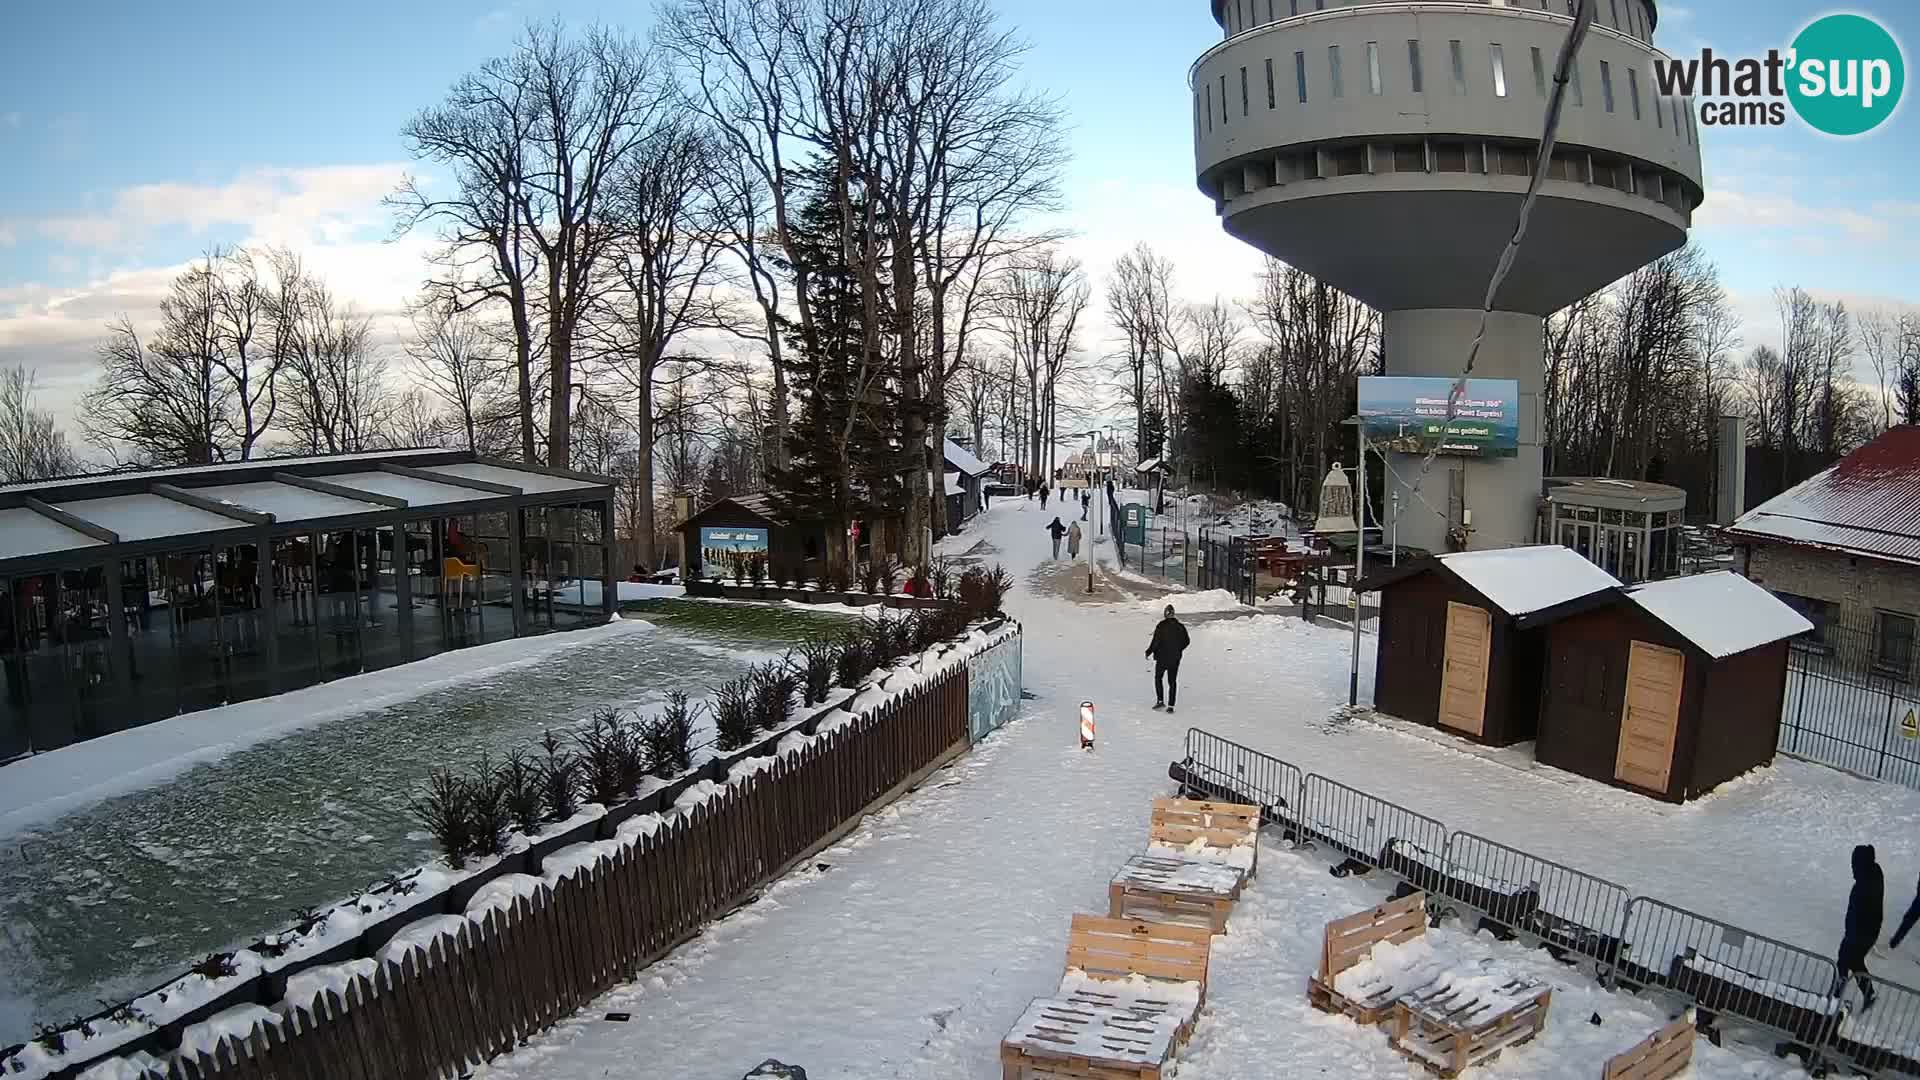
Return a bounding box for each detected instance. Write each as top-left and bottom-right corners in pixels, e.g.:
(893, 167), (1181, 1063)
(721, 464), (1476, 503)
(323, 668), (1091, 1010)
(137, 666), (969, 1080)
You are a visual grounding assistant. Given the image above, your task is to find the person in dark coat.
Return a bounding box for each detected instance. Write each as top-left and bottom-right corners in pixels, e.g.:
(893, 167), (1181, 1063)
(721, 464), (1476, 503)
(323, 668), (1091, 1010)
(1046, 517), (1067, 559)
(1145, 604), (1191, 712)
(1837, 843), (1884, 1008)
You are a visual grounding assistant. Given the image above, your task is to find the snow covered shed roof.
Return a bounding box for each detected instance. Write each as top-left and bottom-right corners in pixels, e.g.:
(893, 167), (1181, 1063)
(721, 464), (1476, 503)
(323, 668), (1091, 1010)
(1623, 571), (1813, 659)
(1355, 545), (1622, 621)
(1436, 546), (1623, 617)
(1724, 425), (1920, 566)
(943, 438), (989, 477)
(1136, 457), (1167, 473)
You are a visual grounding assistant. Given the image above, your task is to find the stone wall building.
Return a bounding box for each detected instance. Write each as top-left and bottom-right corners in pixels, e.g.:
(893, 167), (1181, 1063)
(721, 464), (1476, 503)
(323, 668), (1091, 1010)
(1724, 426), (1920, 685)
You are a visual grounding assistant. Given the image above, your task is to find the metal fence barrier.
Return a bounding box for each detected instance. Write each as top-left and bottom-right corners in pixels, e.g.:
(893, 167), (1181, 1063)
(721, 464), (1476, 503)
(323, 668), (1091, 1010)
(1179, 728), (1303, 834)
(1620, 897), (1844, 1055)
(1441, 830), (1630, 970)
(1180, 726), (1920, 1078)
(1298, 773), (1450, 882)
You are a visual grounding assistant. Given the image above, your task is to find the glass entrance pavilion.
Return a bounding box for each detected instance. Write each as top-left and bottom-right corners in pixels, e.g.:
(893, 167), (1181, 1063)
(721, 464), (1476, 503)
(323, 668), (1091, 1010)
(0, 450), (617, 760)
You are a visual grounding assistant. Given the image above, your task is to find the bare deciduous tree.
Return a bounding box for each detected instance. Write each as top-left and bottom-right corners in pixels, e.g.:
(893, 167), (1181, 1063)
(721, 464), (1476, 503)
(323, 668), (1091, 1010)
(407, 296), (507, 453)
(0, 366), (79, 482)
(396, 20), (669, 467)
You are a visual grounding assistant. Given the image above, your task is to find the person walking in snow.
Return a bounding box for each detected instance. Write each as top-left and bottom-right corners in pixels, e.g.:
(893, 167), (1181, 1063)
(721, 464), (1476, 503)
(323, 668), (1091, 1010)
(1041, 486), (1050, 510)
(1081, 489), (1090, 521)
(1145, 604), (1191, 712)
(1067, 520), (1083, 558)
(1836, 843), (1885, 1009)
(1047, 516), (1068, 559)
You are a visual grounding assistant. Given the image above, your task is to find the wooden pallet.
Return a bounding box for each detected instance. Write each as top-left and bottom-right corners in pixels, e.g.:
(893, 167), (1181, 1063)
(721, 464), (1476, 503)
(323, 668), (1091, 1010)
(1149, 796), (1261, 878)
(1307, 890), (1435, 1025)
(1602, 1013), (1696, 1080)
(1108, 854), (1246, 933)
(1000, 999), (1175, 1080)
(1389, 978), (1552, 1078)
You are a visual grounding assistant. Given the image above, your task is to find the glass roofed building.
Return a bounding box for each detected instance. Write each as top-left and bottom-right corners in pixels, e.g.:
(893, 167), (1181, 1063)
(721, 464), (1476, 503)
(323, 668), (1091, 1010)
(0, 449), (617, 760)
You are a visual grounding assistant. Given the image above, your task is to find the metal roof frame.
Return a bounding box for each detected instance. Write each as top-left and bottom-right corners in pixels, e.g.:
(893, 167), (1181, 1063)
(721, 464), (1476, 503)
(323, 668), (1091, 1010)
(0, 452), (615, 578)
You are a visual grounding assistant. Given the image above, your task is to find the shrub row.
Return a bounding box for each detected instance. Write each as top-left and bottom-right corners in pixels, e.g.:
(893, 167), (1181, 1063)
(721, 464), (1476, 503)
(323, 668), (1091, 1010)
(412, 575), (1007, 867)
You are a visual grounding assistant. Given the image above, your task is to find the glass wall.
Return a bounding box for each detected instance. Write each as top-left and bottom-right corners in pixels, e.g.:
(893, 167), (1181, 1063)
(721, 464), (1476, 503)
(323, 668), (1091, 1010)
(1547, 500), (1683, 584)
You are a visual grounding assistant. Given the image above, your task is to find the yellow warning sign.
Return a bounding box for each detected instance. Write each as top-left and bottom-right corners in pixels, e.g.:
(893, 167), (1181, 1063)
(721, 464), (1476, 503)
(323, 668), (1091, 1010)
(1903, 709), (1918, 740)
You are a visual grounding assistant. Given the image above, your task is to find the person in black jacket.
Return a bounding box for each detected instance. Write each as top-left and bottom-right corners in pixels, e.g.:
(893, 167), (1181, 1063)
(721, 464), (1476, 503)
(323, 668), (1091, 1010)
(1046, 517), (1067, 559)
(1145, 604), (1191, 712)
(1837, 843), (1884, 1008)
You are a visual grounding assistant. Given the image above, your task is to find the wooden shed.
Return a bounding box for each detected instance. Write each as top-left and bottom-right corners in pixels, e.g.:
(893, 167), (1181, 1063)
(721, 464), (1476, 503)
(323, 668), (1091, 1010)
(680, 493), (830, 581)
(1360, 546), (1622, 747)
(1534, 570), (1812, 802)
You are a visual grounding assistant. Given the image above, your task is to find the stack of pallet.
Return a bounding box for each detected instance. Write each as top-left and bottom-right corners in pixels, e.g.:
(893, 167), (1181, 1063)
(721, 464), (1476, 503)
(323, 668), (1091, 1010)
(1307, 890), (1694, 1079)
(998, 797), (1261, 1079)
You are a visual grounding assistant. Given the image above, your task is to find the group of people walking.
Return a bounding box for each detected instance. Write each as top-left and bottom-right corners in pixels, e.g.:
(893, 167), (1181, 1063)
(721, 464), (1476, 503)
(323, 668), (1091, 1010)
(1045, 517), (1082, 560)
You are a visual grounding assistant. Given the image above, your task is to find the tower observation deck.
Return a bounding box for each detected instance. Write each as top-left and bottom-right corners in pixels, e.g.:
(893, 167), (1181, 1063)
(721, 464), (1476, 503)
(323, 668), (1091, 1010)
(1192, 0), (1703, 551)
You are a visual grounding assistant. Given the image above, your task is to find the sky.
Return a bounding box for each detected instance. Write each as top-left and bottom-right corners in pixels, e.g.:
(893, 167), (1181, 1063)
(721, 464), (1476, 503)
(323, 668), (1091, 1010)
(1, 0), (1916, 443)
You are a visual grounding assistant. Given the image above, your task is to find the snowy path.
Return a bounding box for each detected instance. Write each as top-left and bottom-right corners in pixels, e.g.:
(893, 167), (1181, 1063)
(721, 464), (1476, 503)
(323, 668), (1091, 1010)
(474, 499), (1906, 1079)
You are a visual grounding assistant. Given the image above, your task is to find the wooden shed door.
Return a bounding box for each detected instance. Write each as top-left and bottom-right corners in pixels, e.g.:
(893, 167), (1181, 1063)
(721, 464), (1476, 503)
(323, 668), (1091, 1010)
(1439, 602), (1492, 736)
(1615, 640), (1685, 792)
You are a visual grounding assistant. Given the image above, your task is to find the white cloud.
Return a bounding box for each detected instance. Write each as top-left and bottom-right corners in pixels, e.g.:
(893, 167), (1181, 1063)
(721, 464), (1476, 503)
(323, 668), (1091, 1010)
(35, 164), (413, 253)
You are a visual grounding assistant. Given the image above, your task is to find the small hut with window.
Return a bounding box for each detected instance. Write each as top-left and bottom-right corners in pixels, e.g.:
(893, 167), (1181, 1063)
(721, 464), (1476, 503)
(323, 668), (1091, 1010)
(1540, 477), (1687, 584)
(1359, 545), (1621, 746)
(1535, 570), (1811, 802)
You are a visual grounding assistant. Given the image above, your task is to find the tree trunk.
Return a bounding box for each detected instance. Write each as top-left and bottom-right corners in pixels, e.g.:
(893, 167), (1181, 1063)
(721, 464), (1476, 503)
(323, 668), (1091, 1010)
(547, 279), (570, 468)
(635, 377), (657, 570)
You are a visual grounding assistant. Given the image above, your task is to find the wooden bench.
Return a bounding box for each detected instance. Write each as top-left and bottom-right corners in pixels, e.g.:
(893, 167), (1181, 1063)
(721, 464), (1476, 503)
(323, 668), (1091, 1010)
(1147, 797), (1260, 878)
(1001, 915), (1212, 1080)
(1601, 1013), (1695, 1080)
(1308, 891), (1442, 1025)
(1389, 976), (1552, 1077)
(1108, 855), (1247, 933)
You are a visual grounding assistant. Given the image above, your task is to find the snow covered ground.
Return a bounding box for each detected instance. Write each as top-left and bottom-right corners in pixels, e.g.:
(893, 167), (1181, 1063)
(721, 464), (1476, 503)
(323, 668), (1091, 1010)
(455, 498), (1920, 1079)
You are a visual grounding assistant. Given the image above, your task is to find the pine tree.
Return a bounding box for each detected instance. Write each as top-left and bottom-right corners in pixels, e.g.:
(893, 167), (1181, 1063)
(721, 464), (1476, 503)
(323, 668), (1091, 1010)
(767, 163), (915, 568)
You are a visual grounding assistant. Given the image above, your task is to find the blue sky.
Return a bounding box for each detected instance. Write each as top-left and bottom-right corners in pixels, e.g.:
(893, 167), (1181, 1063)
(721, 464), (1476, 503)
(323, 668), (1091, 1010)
(1, 0), (1916, 426)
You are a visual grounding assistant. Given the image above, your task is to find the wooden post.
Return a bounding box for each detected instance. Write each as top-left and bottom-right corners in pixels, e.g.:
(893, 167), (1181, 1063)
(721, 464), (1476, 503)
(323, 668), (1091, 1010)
(599, 497), (616, 620)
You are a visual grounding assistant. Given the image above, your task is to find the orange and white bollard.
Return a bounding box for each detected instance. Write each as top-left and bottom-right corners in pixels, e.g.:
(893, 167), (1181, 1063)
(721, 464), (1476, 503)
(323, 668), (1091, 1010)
(1079, 701), (1096, 751)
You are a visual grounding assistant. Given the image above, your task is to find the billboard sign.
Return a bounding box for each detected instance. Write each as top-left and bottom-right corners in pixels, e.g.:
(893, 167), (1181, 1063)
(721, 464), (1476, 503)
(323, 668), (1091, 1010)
(699, 526), (769, 577)
(1358, 376), (1520, 458)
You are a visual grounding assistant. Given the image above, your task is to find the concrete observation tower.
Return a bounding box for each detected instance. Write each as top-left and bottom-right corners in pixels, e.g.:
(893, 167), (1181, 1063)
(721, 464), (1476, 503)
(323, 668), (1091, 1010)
(1191, 0), (1703, 551)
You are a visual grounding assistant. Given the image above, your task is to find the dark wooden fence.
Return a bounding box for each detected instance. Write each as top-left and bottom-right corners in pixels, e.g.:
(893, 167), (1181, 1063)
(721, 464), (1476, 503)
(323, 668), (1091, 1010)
(128, 666), (969, 1080)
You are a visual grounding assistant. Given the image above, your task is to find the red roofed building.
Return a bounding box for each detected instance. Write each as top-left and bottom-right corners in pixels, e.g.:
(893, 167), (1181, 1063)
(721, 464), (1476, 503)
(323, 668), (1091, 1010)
(1726, 425), (1920, 683)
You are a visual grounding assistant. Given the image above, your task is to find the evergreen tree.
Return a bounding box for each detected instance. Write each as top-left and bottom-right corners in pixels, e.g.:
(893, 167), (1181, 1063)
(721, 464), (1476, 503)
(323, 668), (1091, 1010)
(1140, 404), (1166, 461)
(766, 163), (914, 566)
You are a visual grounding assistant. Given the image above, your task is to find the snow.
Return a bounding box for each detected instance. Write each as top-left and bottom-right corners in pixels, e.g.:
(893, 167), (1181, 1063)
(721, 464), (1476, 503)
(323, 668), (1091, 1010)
(1680, 955), (1839, 1014)
(192, 480), (385, 522)
(1147, 835), (1257, 872)
(1141, 589), (1244, 615)
(421, 461), (603, 495)
(283, 958), (380, 1009)
(1626, 571), (1814, 659)
(175, 1003), (279, 1060)
(378, 915), (472, 967)
(0, 449), (448, 495)
(77, 1050), (165, 1080)
(942, 438), (989, 477)
(944, 472), (964, 496)
(1111, 853), (1246, 896)
(49, 493), (250, 543)
(23, 497), (1915, 1080)
(0, 505), (103, 559)
(1437, 544), (1621, 615)
(466, 874), (548, 920)
(0, 618), (658, 837)
(1055, 969), (1203, 1017)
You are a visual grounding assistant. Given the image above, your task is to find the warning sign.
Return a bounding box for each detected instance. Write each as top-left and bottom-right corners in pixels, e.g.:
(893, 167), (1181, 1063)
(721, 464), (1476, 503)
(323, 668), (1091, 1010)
(1904, 709), (1918, 740)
